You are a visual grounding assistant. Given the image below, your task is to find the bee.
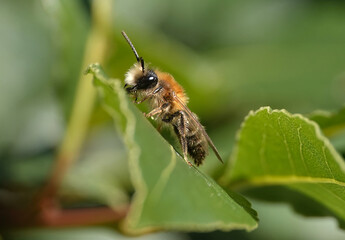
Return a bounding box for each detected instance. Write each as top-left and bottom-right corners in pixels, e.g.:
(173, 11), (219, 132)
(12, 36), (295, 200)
(121, 31), (223, 166)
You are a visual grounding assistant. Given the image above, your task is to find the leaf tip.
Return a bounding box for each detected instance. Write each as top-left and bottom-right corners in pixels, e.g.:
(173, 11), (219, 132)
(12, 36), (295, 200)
(84, 62), (102, 75)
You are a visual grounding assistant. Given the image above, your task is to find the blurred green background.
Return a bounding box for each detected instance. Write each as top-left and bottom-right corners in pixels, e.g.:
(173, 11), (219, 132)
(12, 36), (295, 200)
(1, 0), (345, 239)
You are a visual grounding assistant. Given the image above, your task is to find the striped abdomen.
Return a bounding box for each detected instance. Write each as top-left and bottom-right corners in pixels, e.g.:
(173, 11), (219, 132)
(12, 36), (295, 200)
(173, 120), (209, 166)
(185, 129), (208, 166)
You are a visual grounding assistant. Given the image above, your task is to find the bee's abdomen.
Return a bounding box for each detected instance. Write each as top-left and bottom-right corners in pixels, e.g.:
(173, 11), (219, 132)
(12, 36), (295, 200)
(173, 125), (208, 166)
(186, 131), (208, 166)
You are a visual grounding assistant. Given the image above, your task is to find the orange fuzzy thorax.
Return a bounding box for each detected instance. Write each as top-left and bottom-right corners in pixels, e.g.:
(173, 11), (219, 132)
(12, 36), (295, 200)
(156, 71), (189, 105)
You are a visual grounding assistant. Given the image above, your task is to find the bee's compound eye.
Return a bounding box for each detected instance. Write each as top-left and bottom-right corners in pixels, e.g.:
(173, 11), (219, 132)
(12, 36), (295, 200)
(148, 76), (157, 81)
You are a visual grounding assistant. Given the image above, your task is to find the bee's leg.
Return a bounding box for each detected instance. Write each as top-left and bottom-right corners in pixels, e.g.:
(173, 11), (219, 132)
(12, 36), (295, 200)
(135, 94), (151, 104)
(180, 136), (192, 166)
(135, 95), (149, 104)
(144, 108), (163, 118)
(156, 122), (162, 132)
(176, 112), (192, 166)
(144, 102), (170, 118)
(136, 86), (163, 104)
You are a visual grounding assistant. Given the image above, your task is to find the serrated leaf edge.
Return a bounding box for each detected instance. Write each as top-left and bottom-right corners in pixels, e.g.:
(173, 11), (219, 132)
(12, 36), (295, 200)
(225, 106), (345, 188)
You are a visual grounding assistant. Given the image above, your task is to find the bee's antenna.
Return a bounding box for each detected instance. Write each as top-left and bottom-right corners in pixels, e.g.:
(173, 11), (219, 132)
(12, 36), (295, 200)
(121, 31), (145, 72)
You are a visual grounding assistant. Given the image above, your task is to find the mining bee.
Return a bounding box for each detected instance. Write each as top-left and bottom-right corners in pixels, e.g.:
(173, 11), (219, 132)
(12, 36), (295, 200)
(122, 31), (223, 166)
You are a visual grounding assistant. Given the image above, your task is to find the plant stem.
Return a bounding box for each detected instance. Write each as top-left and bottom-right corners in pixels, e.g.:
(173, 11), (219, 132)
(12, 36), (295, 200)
(40, 0), (113, 205)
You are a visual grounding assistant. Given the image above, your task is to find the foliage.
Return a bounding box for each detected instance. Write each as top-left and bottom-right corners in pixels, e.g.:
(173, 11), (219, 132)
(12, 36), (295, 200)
(86, 63), (257, 234)
(2, 0), (345, 239)
(221, 107), (345, 228)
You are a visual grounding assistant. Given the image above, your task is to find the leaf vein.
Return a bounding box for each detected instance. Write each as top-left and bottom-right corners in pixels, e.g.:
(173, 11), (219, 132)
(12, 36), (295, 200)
(278, 116), (296, 174)
(322, 145), (335, 179)
(232, 175), (345, 190)
(150, 146), (177, 202)
(259, 126), (269, 174)
(297, 125), (309, 175)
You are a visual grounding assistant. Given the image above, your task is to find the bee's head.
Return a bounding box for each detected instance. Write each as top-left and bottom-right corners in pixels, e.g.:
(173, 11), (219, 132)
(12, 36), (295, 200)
(122, 31), (158, 92)
(125, 64), (158, 91)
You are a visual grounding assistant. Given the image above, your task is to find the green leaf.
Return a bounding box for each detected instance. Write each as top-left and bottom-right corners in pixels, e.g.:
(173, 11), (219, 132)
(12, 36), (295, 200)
(309, 107), (345, 137)
(85, 63), (257, 234)
(220, 107), (345, 228)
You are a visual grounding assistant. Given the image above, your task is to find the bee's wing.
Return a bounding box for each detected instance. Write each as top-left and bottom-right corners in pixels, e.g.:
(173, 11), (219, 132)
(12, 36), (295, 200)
(172, 92), (224, 163)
